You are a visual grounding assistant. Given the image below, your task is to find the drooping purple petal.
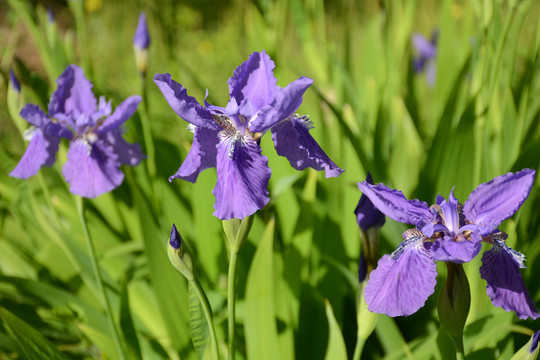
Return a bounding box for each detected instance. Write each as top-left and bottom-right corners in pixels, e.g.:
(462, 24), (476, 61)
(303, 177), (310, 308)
(249, 76), (314, 133)
(133, 12), (150, 49)
(271, 115), (343, 178)
(227, 51), (279, 113)
(212, 135), (271, 220)
(364, 230), (437, 317)
(10, 129), (60, 179)
(154, 73), (220, 131)
(479, 239), (539, 320)
(357, 182), (432, 226)
(464, 169), (536, 235)
(170, 126), (219, 183)
(20, 104), (72, 139)
(105, 130), (145, 166)
(430, 232), (482, 263)
(62, 140), (124, 198)
(355, 173), (386, 231)
(97, 95), (142, 134)
(48, 65), (97, 119)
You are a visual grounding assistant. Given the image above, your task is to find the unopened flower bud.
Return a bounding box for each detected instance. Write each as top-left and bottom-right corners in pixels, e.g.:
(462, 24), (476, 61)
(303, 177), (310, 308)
(167, 224), (194, 280)
(46, 7), (55, 24)
(355, 172), (385, 280)
(133, 12), (150, 76)
(511, 330), (540, 360)
(9, 69), (21, 93)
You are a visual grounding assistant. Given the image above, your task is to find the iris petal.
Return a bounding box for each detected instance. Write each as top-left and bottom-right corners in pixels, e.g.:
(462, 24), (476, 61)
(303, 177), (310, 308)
(355, 173), (386, 231)
(249, 76), (313, 133)
(48, 65), (97, 120)
(213, 135), (271, 220)
(105, 129), (145, 166)
(412, 33), (437, 59)
(170, 126), (219, 183)
(479, 239), (539, 320)
(430, 232), (482, 263)
(464, 169), (536, 235)
(439, 189), (460, 235)
(271, 116), (343, 178)
(154, 73), (220, 131)
(357, 182), (432, 226)
(63, 140), (124, 198)
(228, 50), (279, 113)
(10, 129), (59, 179)
(20, 104), (72, 139)
(98, 95), (142, 134)
(364, 231), (437, 317)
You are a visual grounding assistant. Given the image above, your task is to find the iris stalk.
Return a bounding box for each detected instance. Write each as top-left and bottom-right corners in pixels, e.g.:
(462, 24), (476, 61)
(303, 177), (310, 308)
(228, 249), (239, 360)
(76, 197), (127, 360)
(223, 216), (253, 360)
(140, 77), (156, 181)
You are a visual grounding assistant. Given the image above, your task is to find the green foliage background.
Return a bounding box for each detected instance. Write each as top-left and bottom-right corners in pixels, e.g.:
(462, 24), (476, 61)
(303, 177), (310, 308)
(1, 0), (540, 358)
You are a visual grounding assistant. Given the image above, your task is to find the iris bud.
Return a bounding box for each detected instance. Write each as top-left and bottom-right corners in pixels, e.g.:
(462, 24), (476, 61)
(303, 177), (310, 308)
(355, 172), (385, 280)
(133, 12), (150, 76)
(9, 69), (21, 94)
(167, 224), (194, 280)
(511, 330), (540, 360)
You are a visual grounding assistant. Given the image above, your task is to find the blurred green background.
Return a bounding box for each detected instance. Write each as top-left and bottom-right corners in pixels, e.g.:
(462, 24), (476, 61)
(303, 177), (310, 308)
(1, 0), (540, 359)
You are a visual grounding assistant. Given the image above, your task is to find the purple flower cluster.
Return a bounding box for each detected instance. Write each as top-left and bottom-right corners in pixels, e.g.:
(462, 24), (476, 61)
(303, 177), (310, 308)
(10, 65), (144, 198)
(358, 169), (538, 319)
(155, 51), (343, 220)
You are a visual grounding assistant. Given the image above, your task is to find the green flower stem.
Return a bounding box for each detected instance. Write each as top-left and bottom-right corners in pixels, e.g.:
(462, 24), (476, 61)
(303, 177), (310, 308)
(190, 277), (221, 360)
(227, 249), (239, 360)
(76, 197), (126, 360)
(454, 337), (465, 360)
(140, 77), (156, 180)
(352, 338), (365, 360)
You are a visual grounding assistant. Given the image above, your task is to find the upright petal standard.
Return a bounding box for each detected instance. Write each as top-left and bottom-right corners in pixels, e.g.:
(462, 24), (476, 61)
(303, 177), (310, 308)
(10, 65), (144, 198)
(358, 169), (538, 319)
(155, 50), (343, 220)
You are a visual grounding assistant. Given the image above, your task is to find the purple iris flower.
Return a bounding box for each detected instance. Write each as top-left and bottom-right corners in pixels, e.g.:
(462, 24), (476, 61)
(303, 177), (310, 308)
(412, 31), (438, 87)
(133, 12), (150, 50)
(155, 51), (343, 220)
(358, 169), (538, 319)
(10, 65), (144, 198)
